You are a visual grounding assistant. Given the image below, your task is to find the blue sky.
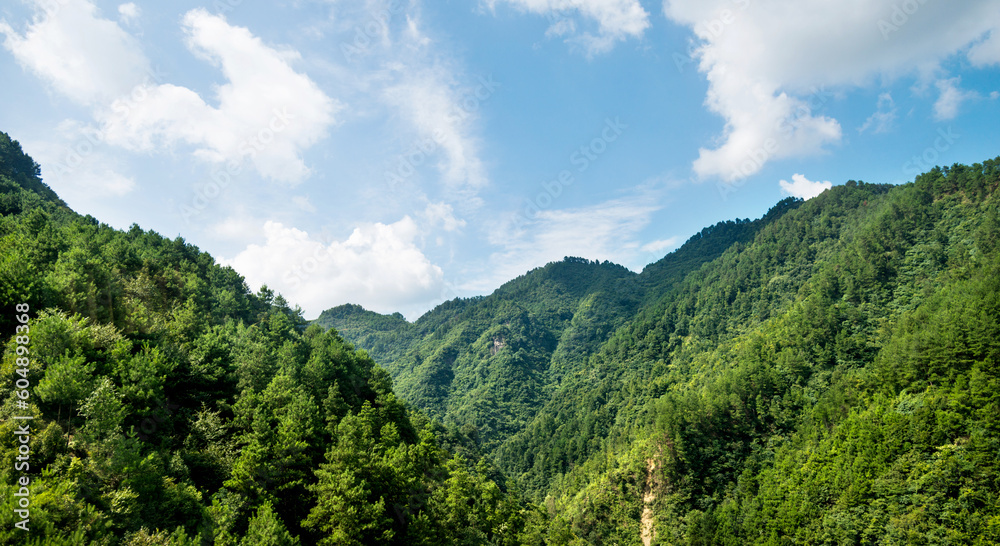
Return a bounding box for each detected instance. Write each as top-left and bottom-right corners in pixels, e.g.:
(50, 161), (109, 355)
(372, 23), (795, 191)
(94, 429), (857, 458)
(2, 0), (998, 319)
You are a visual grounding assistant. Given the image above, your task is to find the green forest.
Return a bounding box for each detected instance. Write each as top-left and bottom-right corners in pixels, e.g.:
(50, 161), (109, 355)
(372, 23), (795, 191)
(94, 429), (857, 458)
(3, 128), (1000, 544)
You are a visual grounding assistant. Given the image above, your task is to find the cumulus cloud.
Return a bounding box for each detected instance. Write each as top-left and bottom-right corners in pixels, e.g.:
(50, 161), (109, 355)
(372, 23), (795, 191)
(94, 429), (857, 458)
(2, 2), (337, 185)
(664, 0), (1000, 181)
(0, 0), (149, 106)
(488, 0), (650, 55)
(222, 218), (445, 317)
(100, 9), (338, 184)
(779, 173), (831, 200)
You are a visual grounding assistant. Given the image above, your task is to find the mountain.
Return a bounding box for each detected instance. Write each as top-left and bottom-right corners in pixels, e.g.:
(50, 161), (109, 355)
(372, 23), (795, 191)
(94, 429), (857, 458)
(0, 131), (549, 545)
(313, 304), (415, 365)
(315, 200), (801, 453)
(320, 258), (639, 450)
(319, 159), (1000, 544)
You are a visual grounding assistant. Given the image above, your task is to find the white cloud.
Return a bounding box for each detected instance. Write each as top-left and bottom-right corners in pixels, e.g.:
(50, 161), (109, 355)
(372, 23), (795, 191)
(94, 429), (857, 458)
(545, 18), (576, 38)
(489, 0), (650, 55)
(100, 9), (338, 184)
(59, 167), (135, 197)
(222, 218), (445, 317)
(664, 0), (1000, 181)
(382, 68), (491, 194)
(933, 77), (978, 121)
(859, 92), (896, 134)
(2, 3), (337, 185)
(0, 0), (149, 106)
(322, 1), (492, 208)
(117, 3), (139, 25)
(779, 173), (831, 200)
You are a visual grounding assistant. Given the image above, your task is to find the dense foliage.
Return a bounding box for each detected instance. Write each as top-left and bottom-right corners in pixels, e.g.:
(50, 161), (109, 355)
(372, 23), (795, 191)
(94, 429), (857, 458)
(0, 132), (547, 545)
(323, 160), (1000, 544)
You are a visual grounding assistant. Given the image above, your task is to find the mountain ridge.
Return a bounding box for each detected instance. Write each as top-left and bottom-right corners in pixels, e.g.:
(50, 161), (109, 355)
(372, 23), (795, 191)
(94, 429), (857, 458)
(317, 159), (1000, 543)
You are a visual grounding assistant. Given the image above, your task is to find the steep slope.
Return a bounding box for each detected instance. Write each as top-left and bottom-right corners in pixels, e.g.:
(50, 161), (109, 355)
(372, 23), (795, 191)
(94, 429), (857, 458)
(313, 225), (796, 456)
(322, 157), (1000, 544)
(636, 196), (801, 304)
(0, 132), (64, 210)
(383, 259), (639, 451)
(538, 161), (1000, 544)
(11, 122), (998, 544)
(496, 183), (892, 498)
(317, 197), (803, 474)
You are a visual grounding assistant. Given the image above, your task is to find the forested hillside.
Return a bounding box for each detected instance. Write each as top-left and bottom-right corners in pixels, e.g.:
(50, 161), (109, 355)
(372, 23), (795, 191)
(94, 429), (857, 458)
(322, 157), (1000, 544)
(0, 132), (548, 545)
(313, 200), (797, 455)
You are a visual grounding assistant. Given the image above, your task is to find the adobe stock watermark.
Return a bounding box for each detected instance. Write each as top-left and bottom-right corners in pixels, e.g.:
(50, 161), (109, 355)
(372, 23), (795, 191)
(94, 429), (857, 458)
(384, 75), (501, 190)
(178, 108), (295, 224)
(674, 0), (752, 73)
(48, 65), (167, 178)
(717, 86), (835, 200)
(902, 127), (959, 177)
(511, 117), (626, 229)
(11, 303), (32, 533)
(878, 0), (933, 41)
(341, 0), (405, 62)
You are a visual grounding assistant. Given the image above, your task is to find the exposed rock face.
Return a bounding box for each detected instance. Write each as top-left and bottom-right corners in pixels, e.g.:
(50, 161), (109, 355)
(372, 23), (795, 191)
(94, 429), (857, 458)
(491, 336), (506, 355)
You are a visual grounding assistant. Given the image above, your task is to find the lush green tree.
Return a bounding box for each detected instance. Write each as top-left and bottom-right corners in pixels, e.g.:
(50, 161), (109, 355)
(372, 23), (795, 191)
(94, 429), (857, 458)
(240, 502), (300, 546)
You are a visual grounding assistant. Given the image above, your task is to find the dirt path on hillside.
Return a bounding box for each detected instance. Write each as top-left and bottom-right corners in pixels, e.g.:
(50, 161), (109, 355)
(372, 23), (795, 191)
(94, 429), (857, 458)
(641, 458), (656, 546)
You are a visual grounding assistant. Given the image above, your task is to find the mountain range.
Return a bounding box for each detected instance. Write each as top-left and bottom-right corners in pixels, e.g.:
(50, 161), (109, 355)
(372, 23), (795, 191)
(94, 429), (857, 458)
(2, 129), (1000, 544)
(319, 160), (1000, 543)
